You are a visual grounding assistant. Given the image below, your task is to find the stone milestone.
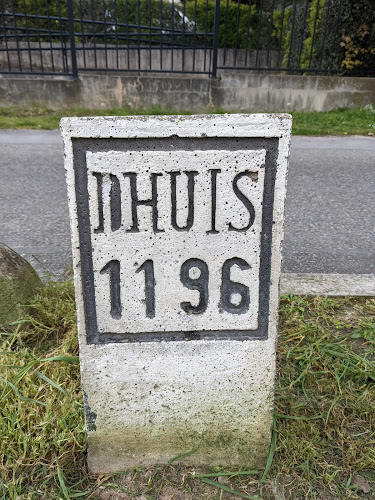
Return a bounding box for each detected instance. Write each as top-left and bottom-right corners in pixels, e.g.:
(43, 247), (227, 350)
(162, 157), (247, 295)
(61, 114), (292, 473)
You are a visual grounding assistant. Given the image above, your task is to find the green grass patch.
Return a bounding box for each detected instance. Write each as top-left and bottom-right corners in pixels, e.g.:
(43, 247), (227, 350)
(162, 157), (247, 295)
(1, 283), (375, 498)
(0, 104), (374, 135)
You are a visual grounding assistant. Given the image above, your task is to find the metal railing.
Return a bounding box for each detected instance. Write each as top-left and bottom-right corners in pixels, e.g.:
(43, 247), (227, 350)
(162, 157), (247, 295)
(1, 0), (374, 78)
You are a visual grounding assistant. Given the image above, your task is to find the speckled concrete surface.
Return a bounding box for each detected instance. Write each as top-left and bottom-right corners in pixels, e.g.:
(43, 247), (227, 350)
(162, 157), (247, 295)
(61, 114), (291, 472)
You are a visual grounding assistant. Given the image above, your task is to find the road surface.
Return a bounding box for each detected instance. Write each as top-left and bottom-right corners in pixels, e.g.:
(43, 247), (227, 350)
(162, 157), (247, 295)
(1, 130), (374, 293)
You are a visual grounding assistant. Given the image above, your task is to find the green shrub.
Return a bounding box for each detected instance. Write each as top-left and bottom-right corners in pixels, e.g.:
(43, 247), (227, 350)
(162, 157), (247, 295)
(273, 1), (311, 72)
(184, 0), (274, 49)
(299, 0), (326, 71)
(7, 0), (184, 44)
(279, 0), (375, 75)
(335, 0), (375, 75)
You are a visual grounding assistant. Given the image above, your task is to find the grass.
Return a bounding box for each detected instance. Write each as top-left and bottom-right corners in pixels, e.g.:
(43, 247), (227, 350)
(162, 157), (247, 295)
(1, 282), (375, 498)
(0, 104), (374, 135)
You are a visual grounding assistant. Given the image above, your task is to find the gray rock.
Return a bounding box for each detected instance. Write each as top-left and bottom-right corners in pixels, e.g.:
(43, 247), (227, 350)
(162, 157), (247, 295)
(0, 244), (42, 326)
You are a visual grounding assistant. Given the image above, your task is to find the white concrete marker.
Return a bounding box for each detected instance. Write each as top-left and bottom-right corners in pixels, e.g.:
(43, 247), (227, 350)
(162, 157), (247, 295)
(61, 114), (292, 473)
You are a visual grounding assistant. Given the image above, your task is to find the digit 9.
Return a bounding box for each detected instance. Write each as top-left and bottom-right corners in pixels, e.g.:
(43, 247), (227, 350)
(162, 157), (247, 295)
(180, 258), (209, 314)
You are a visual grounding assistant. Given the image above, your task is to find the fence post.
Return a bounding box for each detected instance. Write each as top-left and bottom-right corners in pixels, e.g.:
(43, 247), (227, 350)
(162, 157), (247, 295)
(67, 0), (78, 79)
(211, 0), (220, 78)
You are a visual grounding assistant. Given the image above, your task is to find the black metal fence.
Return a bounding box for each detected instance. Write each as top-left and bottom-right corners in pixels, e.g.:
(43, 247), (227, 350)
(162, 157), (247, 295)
(1, 0), (374, 78)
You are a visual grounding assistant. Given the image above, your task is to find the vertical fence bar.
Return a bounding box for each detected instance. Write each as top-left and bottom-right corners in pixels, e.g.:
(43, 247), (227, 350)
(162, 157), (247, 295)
(137, 0), (141, 71)
(297, 0), (310, 71)
(211, 0), (220, 77)
(125, 0), (130, 69)
(171, 0), (175, 72)
(233, 0), (241, 67)
(192, 0), (197, 71)
(22, 0), (33, 71)
(265, 0), (276, 68)
(159, 0), (163, 71)
(113, 0), (119, 70)
(222, 0), (229, 67)
(11, 0), (22, 71)
(148, 0), (152, 71)
(318, 0), (331, 72)
(102, 0), (108, 69)
(203, 0), (209, 72)
(182, 0), (186, 71)
(276, 0), (287, 68)
(57, 0), (68, 73)
(33, 0), (44, 72)
(67, 0), (78, 78)
(45, 0), (55, 72)
(1, 8), (12, 71)
(255, 0), (263, 68)
(308, 0), (320, 71)
(90, 0), (97, 69)
(78, 0), (87, 69)
(328, 0), (342, 73)
(287, 0), (297, 70)
(244, 0), (253, 67)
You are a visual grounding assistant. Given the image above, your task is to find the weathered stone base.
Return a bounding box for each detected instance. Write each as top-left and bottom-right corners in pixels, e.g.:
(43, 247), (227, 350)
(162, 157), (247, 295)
(81, 339), (275, 473)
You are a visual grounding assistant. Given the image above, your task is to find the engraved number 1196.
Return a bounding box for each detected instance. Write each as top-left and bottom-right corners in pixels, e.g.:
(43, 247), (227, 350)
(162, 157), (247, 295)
(100, 258), (250, 319)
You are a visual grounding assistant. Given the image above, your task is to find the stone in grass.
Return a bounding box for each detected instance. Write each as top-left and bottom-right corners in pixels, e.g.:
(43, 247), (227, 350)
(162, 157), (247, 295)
(0, 244), (42, 326)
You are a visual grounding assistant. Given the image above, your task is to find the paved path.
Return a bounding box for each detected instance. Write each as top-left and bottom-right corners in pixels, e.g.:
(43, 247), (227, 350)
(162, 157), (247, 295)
(1, 130), (374, 293)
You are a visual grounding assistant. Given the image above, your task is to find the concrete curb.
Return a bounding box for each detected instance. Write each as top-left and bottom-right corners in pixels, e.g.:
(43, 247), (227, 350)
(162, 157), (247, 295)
(281, 273), (375, 296)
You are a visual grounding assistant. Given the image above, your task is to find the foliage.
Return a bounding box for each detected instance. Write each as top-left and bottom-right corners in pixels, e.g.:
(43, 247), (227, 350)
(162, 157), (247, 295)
(4, 0), (185, 45)
(5, 0), (68, 41)
(4, 0), (273, 50)
(185, 0), (260, 49)
(335, 0), (375, 75)
(275, 0), (375, 75)
(186, 0), (276, 50)
(279, 1), (311, 72)
(272, 5), (293, 54)
(298, 0), (326, 71)
(303, 0), (375, 75)
(340, 23), (375, 73)
(114, 0), (186, 45)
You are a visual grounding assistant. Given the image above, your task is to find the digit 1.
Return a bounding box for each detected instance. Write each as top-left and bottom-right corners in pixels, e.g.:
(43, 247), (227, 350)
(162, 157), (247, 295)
(180, 258), (209, 314)
(220, 258), (250, 314)
(136, 260), (155, 318)
(100, 260), (122, 319)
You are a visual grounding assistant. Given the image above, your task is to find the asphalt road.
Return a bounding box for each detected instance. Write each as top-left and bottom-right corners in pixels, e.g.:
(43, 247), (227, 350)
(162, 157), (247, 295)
(0, 130), (374, 280)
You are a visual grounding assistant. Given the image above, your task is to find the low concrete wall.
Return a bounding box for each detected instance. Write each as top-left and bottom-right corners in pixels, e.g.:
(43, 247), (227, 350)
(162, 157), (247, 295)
(0, 72), (374, 112)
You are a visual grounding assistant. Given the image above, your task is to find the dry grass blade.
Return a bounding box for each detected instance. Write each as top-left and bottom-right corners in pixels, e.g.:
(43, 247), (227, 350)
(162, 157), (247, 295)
(189, 471), (260, 478)
(198, 477), (260, 499)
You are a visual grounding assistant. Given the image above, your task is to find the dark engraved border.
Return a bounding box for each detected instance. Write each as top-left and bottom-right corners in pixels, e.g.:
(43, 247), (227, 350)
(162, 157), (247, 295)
(72, 137), (279, 344)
